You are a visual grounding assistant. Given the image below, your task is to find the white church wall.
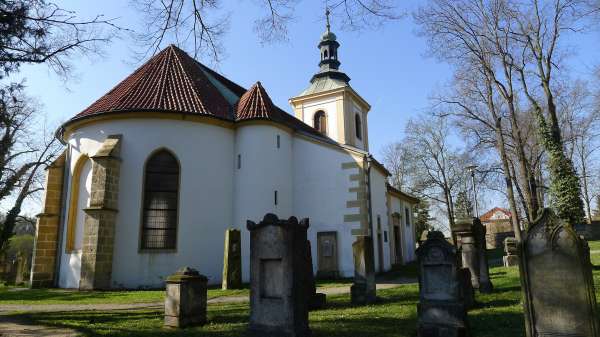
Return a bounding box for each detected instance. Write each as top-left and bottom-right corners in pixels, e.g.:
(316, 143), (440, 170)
(352, 102), (366, 150)
(291, 136), (357, 278)
(402, 202), (417, 263)
(233, 124), (293, 283)
(65, 118), (235, 288)
(370, 169), (391, 272)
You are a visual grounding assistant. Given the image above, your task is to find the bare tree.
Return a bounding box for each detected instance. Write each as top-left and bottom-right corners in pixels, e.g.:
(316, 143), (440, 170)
(0, 0), (123, 78)
(381, 142), (412, 191)
(0, 83), (60, 251)
(131, 0), (401, 62)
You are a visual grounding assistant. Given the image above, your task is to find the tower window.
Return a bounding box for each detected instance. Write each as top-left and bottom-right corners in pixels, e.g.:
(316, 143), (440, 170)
(277, 135), (280, 149)
(274, 190), (278, 205)
(237, 154), (241, 169)
(313, 110), (327, 135)
(141, 150), (180, 250)
(355, 113), (362, 140)
(324, 49), (328, 58)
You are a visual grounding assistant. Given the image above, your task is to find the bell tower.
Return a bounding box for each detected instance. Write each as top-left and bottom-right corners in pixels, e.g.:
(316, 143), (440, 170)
(289, 9), (371, 151)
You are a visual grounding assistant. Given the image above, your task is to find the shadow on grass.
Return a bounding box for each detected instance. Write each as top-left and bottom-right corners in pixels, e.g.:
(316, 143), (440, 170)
(469, 310), (525, 337)
(0, 288), (162, 304)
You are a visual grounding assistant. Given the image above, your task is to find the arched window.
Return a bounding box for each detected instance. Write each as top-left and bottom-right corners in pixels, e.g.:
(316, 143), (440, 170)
(141, 150), (180, 250)
(324, 49), (329, 58)
(355, 113), (362, 140)
(65, 155), (92, 252)
(313, 110), (327, 135)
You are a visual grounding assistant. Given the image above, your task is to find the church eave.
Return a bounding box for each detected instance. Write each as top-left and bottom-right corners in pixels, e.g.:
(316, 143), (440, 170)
(289, 85), (371, 112)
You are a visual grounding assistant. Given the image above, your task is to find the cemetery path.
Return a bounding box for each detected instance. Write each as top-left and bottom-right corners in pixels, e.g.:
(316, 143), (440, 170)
(0, 275), (417, 314)
(0, 315), (80, 337)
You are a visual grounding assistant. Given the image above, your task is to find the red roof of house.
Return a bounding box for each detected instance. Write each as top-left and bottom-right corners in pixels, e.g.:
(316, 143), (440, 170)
(65, 45), (329, 140)
(480, 207), (511, 222)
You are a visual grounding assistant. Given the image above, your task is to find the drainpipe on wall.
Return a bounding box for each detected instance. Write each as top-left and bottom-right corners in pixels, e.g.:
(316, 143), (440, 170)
(53, 145), (70, 287)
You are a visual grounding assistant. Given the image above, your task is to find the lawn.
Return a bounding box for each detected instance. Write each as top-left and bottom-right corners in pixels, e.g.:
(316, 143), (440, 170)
(3, 242), (600, 336)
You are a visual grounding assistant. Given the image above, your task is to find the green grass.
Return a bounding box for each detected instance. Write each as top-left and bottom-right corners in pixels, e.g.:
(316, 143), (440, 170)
(5, 241), (600, 336)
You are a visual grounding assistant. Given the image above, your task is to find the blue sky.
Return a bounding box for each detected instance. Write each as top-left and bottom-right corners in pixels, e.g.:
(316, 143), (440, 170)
(10, 1), (455, 159)
(9, 1), (600, 217)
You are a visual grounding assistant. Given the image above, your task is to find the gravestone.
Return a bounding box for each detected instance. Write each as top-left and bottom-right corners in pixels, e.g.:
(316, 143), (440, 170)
(503, 237), (518, 267)
(521, 208), (599, 337)
(453, 218), (480, 290)
(164, 267), (208, 328)
(459, 268), (475, 310)
(247, 214), (311, 337)
(222, 229), (242, 290)
(473, 218), (493, 293)
(305, 240), (326, 310)
(416, 231), (468, 337)
(350, 236), (376, 305)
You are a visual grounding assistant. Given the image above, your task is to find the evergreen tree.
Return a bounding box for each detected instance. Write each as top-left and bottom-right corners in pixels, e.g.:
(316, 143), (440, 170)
(414, 200), (433, 240)
(454, 190), (473, 220)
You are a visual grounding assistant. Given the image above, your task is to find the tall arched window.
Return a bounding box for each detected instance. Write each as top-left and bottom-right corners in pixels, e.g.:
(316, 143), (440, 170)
(314, 110), (327, 135)
(355, 113), (362, 140)
(141, 150), (180, 250)
(65, 155), (92, 252)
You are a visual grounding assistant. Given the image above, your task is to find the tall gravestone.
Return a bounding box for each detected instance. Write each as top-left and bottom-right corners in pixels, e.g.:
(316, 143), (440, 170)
(473, 218), (493, 293)
(453, 218), (480, 290)
(246, 214), (311, 337)
(416, 231), (468, 337)
(222, 229), (242, 290)
(350, 236), (376, 305)
(521, 209), (599, 337)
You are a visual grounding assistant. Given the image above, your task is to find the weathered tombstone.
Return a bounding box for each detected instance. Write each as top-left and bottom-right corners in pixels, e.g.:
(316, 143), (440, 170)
(473, 218), (493, 293)
(416, 231), (468, 337)
(222, 228), (242, 290)
(246, 214), (311, 337)
(521, 208), (599, 337)
(305, 240), (326, 310)
(453, 218), (480, 290)
(503, 237), (518, 267)
(459, 268), (475, 310)
(164, 267), (208, 328)
(350, 236), (376, 305)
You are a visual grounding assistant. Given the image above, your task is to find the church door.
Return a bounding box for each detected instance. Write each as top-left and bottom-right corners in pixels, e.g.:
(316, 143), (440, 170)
(317, 232), (338, 279)
(394, 225), (403, 264)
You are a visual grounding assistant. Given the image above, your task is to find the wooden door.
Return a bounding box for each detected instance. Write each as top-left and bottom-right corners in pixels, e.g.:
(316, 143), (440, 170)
(317, 232), (339, 279)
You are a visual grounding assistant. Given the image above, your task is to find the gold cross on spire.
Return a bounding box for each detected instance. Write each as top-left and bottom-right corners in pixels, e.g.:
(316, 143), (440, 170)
(325, 7), (331, 33)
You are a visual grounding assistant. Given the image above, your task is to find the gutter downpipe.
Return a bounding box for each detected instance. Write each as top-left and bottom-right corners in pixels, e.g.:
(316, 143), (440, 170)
(366, 155), (374, 238)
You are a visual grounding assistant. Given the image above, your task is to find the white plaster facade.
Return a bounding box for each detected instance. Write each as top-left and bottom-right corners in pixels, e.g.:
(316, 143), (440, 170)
(52, 114), (417, 288)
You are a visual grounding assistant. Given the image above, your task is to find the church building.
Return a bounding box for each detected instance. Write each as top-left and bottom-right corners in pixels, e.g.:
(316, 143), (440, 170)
(30, 23), (418, 289)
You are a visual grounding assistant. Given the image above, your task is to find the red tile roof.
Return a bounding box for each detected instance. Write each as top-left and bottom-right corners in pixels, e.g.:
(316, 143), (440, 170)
(236, 82), (277, 120)
(65, 45), (331, 141)
(78, 45), (232, 119)
(480, 207), (512, 222)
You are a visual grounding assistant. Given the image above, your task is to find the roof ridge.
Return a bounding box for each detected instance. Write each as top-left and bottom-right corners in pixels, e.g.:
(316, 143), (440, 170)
(169, 46), (208, 114)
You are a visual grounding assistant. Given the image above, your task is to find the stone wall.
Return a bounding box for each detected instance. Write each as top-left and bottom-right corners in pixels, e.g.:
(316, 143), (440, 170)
(30, 151), (67, 288)
(79, 135), (121, 290)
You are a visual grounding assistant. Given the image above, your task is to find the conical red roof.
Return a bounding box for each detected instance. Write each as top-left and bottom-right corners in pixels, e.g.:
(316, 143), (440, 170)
(236, 82), (279, 120)
(77, 45), (234, 119)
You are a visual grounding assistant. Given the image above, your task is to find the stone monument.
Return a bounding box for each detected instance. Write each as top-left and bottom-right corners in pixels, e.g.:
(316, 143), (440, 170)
(503, 237), (518, 267)
(305, 240), (326, 310)
(246, 214), (311, 337)
(350, 236), (376, 305)
(416, 231), (468, 337)
(453, 218), (480, 290)
(164, 267), (208, 328)
(222, 228), (242, 290)
(473, 218), (493, 293)
(520, 209), (599, 337)
(459, 268), (475, 310)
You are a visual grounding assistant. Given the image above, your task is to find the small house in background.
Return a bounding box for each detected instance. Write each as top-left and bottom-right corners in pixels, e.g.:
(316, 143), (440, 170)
(480, 207), (514, 249)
